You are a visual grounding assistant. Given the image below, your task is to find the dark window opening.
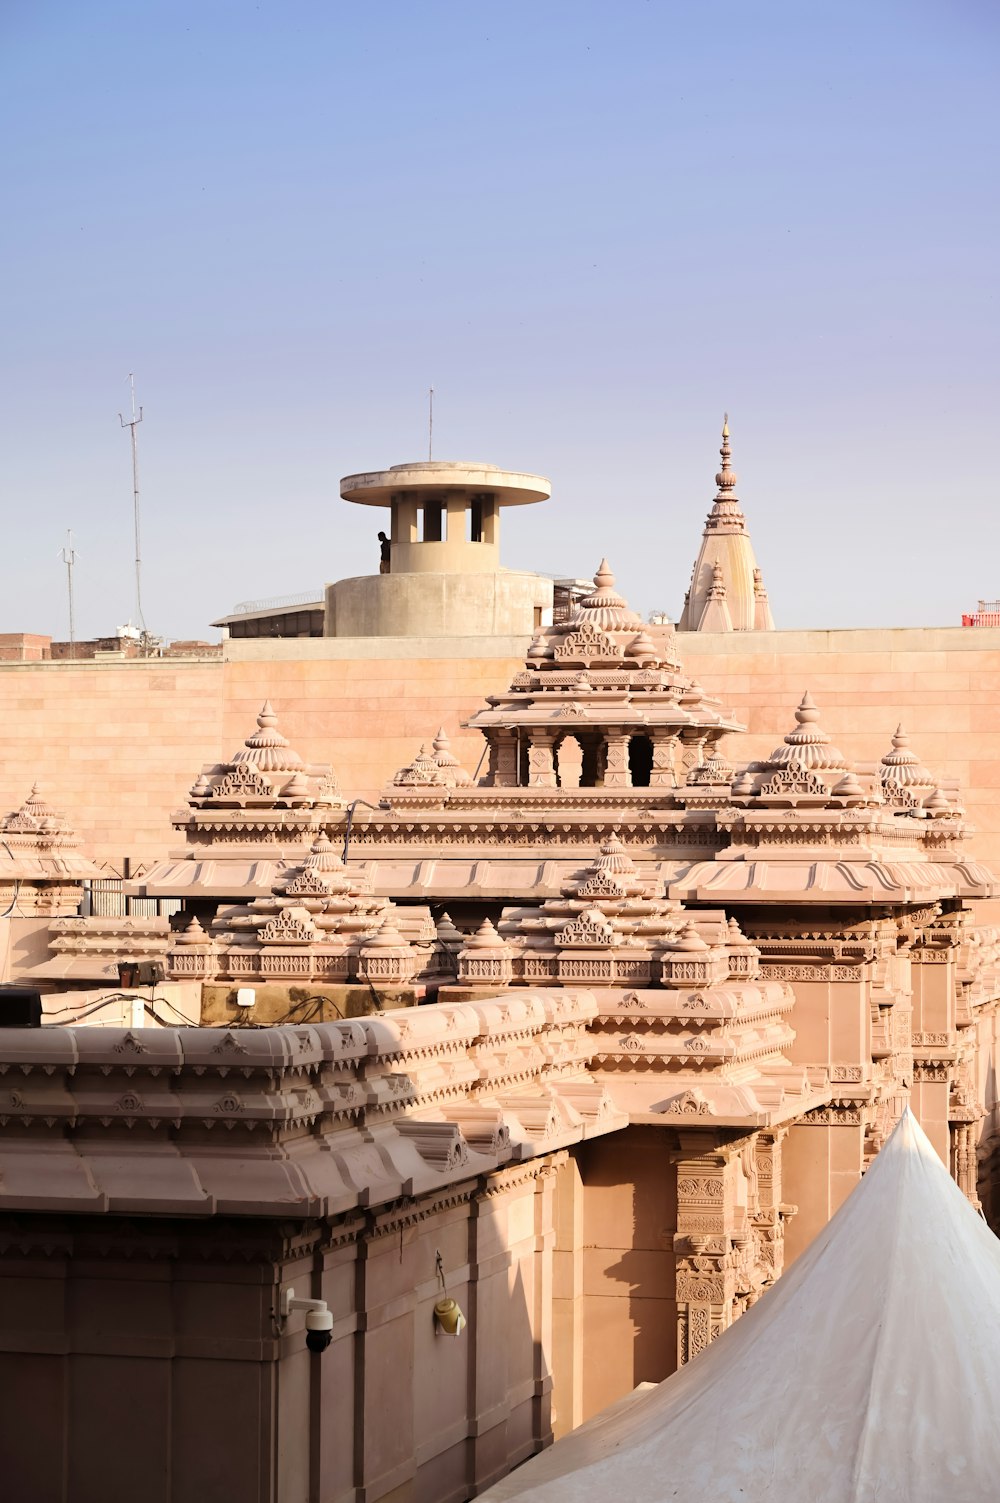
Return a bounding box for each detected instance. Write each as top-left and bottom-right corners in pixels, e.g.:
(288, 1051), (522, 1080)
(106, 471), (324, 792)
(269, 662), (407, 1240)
(628, 735), (654, 787)
(580, 736), (604, 788)
(422, 502), (443, 542)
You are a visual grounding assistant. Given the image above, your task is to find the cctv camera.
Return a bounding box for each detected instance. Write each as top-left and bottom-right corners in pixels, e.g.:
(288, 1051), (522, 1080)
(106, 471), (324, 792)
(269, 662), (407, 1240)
(280, 1286), (334, 1355)
(304, 1308), (333, 1354)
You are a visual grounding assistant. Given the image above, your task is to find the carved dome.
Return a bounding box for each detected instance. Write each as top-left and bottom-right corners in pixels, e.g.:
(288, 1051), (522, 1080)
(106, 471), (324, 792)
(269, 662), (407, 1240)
(233, 701), (305, 773)
(880, 725), (936, 791)
(570, 559), (642, 632)
(768, 692), (850, 773)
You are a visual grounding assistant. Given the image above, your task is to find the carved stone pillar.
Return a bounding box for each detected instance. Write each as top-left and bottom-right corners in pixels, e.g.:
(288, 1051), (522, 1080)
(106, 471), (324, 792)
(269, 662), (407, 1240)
(603, 733), (631, 790)
(673, 1141), (737, 1367)
(527, 731), (557, 788)
(649, 731), (677, 789)
(951, 1118), (982, 1209)
(678, 731), (707, 777)
(751, 1129), (792, 1290)
(491, 729), (518, 787)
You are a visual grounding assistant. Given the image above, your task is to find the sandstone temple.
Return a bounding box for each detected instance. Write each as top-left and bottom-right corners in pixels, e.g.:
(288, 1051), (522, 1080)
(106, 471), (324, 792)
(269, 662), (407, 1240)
(0, 427), (998, 1503)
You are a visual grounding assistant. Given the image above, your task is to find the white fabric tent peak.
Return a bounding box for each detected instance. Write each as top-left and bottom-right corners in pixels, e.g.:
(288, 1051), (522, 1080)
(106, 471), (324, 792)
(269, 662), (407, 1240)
(484, 1109), (1000, 1502)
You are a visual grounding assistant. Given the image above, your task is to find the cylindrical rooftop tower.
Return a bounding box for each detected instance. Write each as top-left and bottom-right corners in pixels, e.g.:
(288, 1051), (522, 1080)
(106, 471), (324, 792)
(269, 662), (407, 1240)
(327, 459), (554, 638)
(339, 460), (550, 575)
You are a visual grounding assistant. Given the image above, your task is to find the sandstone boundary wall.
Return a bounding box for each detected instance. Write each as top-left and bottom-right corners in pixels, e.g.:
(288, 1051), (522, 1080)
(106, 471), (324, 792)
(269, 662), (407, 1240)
(0, 626), (996, 871)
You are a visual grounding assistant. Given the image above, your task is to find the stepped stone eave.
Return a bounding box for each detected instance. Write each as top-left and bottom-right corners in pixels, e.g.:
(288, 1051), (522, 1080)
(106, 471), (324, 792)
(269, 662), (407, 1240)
(669, 857), (997, 904)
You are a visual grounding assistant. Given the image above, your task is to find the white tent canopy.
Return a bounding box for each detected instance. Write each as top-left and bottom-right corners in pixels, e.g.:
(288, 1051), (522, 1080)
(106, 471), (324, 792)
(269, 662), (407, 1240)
(483, 1110), (1000, 1502)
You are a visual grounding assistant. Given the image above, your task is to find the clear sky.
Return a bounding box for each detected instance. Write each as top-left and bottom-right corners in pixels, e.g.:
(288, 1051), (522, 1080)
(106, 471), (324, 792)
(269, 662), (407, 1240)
(0, 1), (997, 641)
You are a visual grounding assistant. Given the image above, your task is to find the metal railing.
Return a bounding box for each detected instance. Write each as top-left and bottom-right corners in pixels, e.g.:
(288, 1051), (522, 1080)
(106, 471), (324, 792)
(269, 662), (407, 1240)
(228, 590), (324, 615)
(84, 866), (182, 920)
(962, 602), (1000, 627)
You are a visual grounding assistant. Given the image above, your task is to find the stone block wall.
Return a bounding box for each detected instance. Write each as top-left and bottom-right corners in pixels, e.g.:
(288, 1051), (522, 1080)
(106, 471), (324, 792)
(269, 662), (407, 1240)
(0, 626), (997, 871)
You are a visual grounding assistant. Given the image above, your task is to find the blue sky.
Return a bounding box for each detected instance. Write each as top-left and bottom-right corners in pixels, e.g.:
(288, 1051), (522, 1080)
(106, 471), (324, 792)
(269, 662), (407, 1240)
(0, 1), (997, 640)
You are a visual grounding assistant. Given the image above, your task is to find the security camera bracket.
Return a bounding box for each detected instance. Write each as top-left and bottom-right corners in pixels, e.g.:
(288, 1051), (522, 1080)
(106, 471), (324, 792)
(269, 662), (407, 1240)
(280, 1286), (328, 1322)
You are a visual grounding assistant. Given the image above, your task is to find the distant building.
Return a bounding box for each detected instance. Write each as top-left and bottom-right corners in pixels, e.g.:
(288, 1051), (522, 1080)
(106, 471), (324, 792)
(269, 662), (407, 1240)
(962, 599), (1000, 627)
(212, 590), (326, 639)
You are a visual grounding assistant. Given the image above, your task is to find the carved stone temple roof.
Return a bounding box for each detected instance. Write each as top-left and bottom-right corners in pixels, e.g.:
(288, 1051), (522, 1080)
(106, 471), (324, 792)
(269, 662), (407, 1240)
(432, 837), (824, 1124)
(391, 729), (474, 790)
(466, 558), (743, 742)
(678, 417), (774, 633)
(186, 701), (343, 812)
(0, 784), (101, 908)
(138, 702), (344, 899)
(670, 693), (997, 904)
(167, 834), (436, 988)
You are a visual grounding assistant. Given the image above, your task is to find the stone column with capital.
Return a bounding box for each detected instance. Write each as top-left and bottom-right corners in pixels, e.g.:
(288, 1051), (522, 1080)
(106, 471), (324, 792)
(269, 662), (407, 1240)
(527, 731), (557, 788)
(603, 733), (631, 790)
(649, 731), (678, 789)
(673, 1144), (738, 1367)
(678, 731), (707, 777)
(490, 729), (519, 787)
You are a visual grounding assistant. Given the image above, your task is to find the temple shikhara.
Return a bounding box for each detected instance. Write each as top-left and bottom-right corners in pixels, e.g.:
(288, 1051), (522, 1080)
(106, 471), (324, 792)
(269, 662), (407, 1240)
(1, 428), (999, 1503)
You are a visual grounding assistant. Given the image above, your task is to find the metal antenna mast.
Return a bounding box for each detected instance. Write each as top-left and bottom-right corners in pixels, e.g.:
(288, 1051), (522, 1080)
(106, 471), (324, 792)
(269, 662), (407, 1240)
(118, 373), (146, 631)
(59, 529), (77, 658)
(428, 385), (434, 461)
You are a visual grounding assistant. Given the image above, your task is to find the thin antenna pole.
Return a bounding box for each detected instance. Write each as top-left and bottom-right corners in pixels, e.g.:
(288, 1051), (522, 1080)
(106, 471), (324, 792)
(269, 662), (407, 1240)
(118, 373), (145, 632)
(59, 530), (77, 659)
(428, 385), (434, 461)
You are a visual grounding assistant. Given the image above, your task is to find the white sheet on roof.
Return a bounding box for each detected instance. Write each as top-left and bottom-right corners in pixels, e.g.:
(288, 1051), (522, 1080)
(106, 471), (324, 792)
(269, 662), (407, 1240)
(482, 1109), (1000, 1502)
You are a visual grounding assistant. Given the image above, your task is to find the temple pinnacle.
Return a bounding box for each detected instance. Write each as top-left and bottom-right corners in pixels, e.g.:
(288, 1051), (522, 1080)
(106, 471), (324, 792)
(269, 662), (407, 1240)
(716, 415), (737, 493)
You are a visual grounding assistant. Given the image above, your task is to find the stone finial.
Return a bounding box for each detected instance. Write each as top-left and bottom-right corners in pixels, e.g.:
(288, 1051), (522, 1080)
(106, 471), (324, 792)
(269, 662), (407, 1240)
(435, 911), (463, 948)
(924, 787), (951, 817)
(465, 917), (508, 950)
(595, 832), (637, 875)
(392, 731), (473, 788)
(305, 833), (346, 871)
(280, 772), (311, 801)
(430, 728), (472, 784)
(752, 567), (775, 630)
(832, 771), (865, 802)
(364, 915), (407, 949)
(457, 917), (513, 986)
(234, 701), (304, 771)
(769, 691), (849, 772)
(572, 559), (642, 630)
(880, 723), (935, 791)
(708, 561), (727, 598)
(673, 920), (710, 952)
(715, 413), (738, 494)
(594, 558), (616, 591)
(176, 916), (212, 946)
(627, 628), (657, 664)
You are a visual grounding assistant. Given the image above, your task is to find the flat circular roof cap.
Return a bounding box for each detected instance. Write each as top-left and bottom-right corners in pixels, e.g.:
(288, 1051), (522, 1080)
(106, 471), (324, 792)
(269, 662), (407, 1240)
(340, 460), (551, 507)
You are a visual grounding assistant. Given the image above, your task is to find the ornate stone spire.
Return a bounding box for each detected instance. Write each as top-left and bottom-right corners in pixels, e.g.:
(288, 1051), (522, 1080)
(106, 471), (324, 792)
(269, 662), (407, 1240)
(753, 567), (775, 631)
(697, 560), (734, 632)
(678, 416), (774, 633)
(715, 413), (739, 502)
